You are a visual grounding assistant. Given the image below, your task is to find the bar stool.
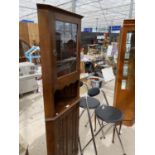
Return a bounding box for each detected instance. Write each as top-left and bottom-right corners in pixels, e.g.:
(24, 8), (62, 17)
(79, 81), (109, 132)
(81, 105), (126, 155)
(79, 82), (101, 130)
(84, 87), (110, 130)
(96, 105), (126, 155)
(79, 81), (101, 155)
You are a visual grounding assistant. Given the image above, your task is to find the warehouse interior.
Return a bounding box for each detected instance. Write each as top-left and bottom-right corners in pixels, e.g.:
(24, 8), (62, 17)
(19, 1), (135, 155)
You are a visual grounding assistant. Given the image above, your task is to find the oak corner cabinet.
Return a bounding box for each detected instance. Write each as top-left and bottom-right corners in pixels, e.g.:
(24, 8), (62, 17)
(113, 19), (135, 126)
(37, 4), (83, 155)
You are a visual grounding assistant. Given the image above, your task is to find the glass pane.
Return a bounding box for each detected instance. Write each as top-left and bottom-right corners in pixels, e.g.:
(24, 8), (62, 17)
(72, 24), (77, 32)
(56, 21), (64, 32)
(121, 80), (126, 90)
(123, 63), (128, 77)
(65, 23), (71, 32)
(122, 31), (135, 90)
(124, 52), (130, 59)
(55, 20), (77, 77)
(126, 32), (132, 44)
(124, 43), (131, 60)
(124, 31), (134, 60)
(126, 43), (131, 52)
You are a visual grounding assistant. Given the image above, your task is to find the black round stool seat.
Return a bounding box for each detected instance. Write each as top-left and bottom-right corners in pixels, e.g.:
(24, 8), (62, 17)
(95, 106), (123, 123)
(88, 87), (100, 97)
(80, 97), (100, 109)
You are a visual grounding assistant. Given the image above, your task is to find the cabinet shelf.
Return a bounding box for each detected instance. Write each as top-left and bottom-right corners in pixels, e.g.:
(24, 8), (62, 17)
(55, 97), (79, 116)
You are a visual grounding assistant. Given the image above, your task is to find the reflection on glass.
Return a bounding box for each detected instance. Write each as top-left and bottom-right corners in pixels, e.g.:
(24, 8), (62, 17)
(65, 23), (70, 31)
(126, 44), (131, 52)
(124, 45), (130, 59)
(123, 63), (128, 77)
(125, 52), (130, 59)
(122, 31), (135, 90)
(121, 80), (126, 90)
(55, 20), (77, 77)
(56, 21), (64, 32)
(126, 32), (132, 44)
(124, 32), (132, 60)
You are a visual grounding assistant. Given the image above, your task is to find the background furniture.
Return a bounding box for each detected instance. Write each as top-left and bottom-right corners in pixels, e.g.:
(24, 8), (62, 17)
(19, 22), (39, 63)
(101, 67), (115, 82)
(19, 62), (39, 95)
(37, 4), (83, 155)
(19, 40), (30, 62)
(19, 22), (39, 46)
(24, 46), (40, 63)
(113, 19), (135, 126)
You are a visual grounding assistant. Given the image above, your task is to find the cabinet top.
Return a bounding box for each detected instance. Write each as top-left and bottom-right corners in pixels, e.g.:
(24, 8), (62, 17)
(37, 3), (83, 19)
(123, 19), (135, 25)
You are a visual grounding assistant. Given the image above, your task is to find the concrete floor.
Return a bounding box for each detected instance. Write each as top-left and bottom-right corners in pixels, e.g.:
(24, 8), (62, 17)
(19, 80), (134, 155)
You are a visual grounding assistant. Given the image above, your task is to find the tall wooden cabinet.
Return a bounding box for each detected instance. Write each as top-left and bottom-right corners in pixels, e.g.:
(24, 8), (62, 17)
(37, 4), (83, 155)
(114, 19), (135, 126)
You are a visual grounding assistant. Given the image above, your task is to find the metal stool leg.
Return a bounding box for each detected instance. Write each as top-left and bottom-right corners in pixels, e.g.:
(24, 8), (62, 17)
(112, 124), (116, 143)
(97, 118), (106, 139)
(119, 121), (123, 135)
(82, 124), (113, 151)
(101, 90), (109, 106)
(78, 136), (83, 155)
(94, 113), (97, 132)
(85, 111), (94, 127)
(85, 96), (98, 155)
(115, 127), (126, 155)
(79, 109), (86, 118)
